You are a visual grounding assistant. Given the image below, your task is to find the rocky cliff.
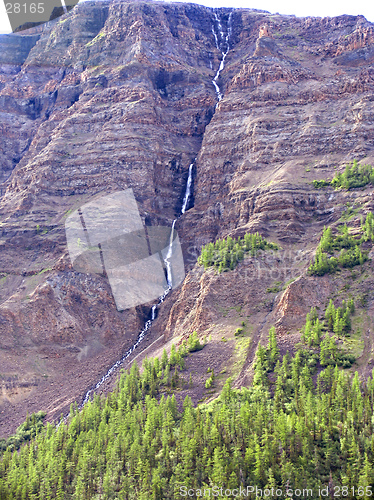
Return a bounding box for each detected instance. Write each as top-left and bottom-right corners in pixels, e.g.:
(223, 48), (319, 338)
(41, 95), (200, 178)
(1, 0), (374, 436)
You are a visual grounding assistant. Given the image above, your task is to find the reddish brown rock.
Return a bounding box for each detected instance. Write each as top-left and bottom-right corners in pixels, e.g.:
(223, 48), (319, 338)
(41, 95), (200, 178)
(1, 0), (374, 435)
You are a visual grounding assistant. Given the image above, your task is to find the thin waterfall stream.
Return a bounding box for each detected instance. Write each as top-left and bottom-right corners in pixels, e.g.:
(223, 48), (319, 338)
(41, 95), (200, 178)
(211, 11), (232, 102)
(80, 161), (195, 406)
(77, 12), (231, 408)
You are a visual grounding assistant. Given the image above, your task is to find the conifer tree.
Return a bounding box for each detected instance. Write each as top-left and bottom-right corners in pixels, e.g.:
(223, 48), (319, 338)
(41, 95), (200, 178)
(325, 299), (335, 331)
(268, 326), (279, 366)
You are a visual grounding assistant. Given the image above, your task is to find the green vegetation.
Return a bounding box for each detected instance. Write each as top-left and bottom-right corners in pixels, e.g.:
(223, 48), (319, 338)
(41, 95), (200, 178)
(186, 331), (205, 352)
(198, 233), (278, 273)
(85, 31), (106, 48)
(253, 326), (279, 380)
(300, 302), (356, 369)
(231, 334), (251, 379)
(332, 161), (374, 190)
(38, 268), (52, 275)
(0, 412), (45, 453)
(301, 307), (322, 346)
(340, 202), (360, 221)
(325, 298), (355, 336)
(313, 160), (374, 190)
(282, 277), (296, 289)
(266, 281), (282, 293)
(312, 179), (330, 189)
(1, 307), (374, 499)
(362, 211), (374, 242)
(205, 370), (215, 389)
(308, 221), (369, 276)
(256, 303), (358, 383)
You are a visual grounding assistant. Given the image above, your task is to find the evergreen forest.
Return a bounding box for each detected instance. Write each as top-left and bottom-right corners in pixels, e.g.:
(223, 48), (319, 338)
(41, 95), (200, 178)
(1, 312), (374, 499)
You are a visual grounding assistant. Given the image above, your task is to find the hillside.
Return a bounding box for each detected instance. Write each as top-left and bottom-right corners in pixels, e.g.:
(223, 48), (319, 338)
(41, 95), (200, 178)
(2, 338), (374, 499)
(0, 0), (374, 441)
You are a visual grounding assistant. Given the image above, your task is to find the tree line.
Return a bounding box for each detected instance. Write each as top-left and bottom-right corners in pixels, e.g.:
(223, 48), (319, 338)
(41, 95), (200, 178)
(1, 306), (373, 499)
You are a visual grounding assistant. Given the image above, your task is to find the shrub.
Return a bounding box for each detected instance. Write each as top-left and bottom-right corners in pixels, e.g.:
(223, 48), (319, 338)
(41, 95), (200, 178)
(234, 327), (243, 336)
(187, 331), (204, 352)
(205, 370), (215, 389)
(313, 179), (331, 189)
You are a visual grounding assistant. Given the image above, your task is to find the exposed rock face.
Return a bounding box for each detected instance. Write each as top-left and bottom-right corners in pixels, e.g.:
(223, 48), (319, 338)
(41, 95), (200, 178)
(1, 0), (374, 435)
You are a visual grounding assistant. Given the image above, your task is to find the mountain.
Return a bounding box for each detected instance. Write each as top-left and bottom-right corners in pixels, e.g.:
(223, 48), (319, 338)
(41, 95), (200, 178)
(1, 0), (374, 438)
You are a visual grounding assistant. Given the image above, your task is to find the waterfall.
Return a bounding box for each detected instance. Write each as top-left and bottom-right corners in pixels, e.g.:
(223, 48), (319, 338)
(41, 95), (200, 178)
(80, 161), (195, 407)
(211, 11), (233, 102)
(164, 219), (176, 288)
(181, 163), (194, 214)
(151, 304), (157, 321)
(61, 0), (68, 14)
(211, 24), (219, 51)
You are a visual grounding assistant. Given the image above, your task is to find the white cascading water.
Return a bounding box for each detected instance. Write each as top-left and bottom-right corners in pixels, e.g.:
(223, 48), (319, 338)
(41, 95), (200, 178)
(181, 162), (194, 214)
(81, 161), (195, 406)
(72, 18), (232, 413)
(164, 219), (176, 289)
(211, 11), (232, 102)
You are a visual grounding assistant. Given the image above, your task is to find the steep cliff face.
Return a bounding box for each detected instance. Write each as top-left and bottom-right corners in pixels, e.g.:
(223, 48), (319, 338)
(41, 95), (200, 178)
(1, 0), (374, 435)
